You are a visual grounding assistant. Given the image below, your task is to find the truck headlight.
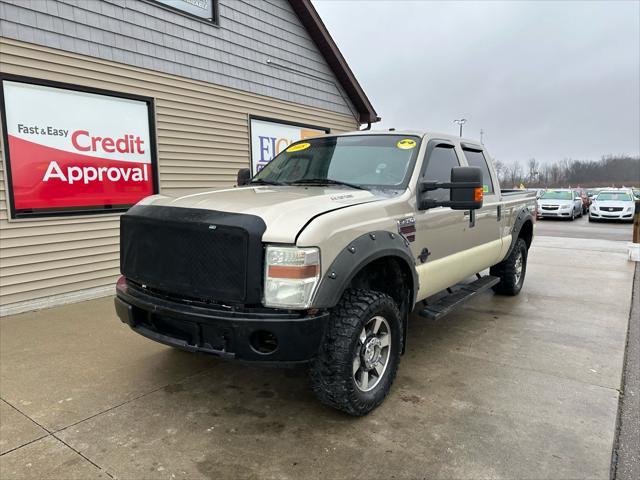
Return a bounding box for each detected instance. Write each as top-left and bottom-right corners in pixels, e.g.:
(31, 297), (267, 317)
(264, 246), (320, 309)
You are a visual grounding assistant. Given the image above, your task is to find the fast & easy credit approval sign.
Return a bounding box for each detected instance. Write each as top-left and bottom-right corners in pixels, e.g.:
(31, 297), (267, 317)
(0, 77), (158, 218)
(249, 117), (328, 174)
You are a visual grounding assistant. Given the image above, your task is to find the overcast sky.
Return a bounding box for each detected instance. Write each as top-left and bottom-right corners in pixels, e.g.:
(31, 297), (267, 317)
(313, 0), (640, 165)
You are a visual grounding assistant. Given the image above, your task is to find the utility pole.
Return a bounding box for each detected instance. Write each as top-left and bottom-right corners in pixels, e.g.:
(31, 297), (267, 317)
(480, 129), (484, 144)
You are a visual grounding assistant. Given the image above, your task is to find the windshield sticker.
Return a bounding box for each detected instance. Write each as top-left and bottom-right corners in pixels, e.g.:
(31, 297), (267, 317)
(483, 185), (489, 193)
(286, 142), (310, 153)
(396, 139), (417, 150)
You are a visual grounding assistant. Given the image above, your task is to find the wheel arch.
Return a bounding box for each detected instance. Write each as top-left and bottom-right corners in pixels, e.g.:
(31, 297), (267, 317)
(312, 231), (418, 316)
(507, 207), (534, 257)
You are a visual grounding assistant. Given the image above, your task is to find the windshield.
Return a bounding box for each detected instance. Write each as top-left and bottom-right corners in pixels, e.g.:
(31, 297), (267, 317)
(251, 135), (421, 189)
(596, 192), (633, 201)
(541, 191), (573, 200)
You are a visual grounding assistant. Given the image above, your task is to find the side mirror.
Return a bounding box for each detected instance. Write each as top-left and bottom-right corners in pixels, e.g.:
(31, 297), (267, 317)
(237, 168), (251, 186)
(419, 166), (483, 211)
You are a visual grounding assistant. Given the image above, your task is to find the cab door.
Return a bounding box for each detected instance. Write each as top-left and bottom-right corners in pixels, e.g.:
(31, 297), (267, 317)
(412, 140), (468, 300)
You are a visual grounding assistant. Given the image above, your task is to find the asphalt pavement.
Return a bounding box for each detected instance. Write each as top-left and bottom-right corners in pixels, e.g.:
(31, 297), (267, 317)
(535, 212), (633, 241)
(0, 219), (637, 480)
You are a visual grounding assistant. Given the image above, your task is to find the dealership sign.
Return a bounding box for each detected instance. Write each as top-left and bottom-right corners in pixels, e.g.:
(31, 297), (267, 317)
(0, 78), (158, 218)
(249, 117), (328, 174)
(155, 0), (215, 21)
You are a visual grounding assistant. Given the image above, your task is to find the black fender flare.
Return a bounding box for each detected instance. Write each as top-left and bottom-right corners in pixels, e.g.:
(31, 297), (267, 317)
(311, 230), (418, 311)
(506, 206), (534, 258)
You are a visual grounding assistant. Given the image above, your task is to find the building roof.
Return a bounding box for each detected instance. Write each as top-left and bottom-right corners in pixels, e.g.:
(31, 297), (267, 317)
(288, 0), (380, 125)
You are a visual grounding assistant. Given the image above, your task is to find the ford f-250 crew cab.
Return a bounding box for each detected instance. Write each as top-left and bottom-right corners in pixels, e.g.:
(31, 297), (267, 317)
(115, 131), (536, 415)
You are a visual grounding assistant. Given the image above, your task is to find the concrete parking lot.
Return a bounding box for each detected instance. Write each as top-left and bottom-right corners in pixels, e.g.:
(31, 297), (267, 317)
(1, 219), (637, 479)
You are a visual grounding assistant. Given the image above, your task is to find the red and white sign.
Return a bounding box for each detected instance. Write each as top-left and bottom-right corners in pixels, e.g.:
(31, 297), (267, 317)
(1, 79), (157, 217)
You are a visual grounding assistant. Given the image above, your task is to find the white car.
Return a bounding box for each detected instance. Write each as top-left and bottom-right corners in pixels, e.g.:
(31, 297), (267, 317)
(537, 189), (583, 220)
(589, 190), (635, 222)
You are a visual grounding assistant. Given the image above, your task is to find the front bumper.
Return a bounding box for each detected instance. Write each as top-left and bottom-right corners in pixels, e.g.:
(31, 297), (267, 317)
(538, 209), (572, 218)
(589, 210), (633, 221)
(115, 277), (328, 363)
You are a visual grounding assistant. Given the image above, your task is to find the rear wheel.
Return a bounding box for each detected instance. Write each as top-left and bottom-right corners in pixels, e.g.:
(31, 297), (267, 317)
(309, 289), (402, 416)
(490, 238), (528, 296)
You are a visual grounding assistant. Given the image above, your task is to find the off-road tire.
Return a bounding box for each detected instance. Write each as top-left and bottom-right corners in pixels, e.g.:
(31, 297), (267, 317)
(309, 289), (402, 416)
(490, 238), (528, 296)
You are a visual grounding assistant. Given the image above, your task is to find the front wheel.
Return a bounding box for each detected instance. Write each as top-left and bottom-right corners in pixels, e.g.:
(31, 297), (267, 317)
(309, 289), (402, 416)
(490, 238), (528, 296)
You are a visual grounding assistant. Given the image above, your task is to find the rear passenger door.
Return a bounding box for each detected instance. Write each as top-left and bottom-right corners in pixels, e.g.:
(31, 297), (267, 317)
(460, 144), (502, 262)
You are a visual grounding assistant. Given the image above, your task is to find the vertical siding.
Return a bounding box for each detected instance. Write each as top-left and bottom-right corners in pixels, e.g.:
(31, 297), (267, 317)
(0, 0), (358, 119)
(0, 38), (358, 310)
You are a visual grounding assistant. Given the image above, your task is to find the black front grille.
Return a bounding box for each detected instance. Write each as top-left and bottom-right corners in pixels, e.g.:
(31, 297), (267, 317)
(542, 205), (559, 210)
(120, 205), (266, 304)
(603, 207), (623, 212)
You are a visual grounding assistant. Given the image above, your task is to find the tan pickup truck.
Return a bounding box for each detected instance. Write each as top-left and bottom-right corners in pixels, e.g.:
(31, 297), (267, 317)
(115, 131), (536, 415)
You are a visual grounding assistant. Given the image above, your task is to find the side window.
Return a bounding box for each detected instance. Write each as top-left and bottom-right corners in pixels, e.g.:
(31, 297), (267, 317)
(463, 149), (495, 194)
(423, 145), (460, 201)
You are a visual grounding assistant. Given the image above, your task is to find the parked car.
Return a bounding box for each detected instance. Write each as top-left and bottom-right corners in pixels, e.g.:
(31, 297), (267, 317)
(576, 188), (591, 213)
(537, 189), (583, 220)
(589, 189), (635, 222)
(115, 130), (536, 416)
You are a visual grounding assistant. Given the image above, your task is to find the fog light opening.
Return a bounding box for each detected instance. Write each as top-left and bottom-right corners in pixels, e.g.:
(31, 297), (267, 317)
(250, 330), (278, 354)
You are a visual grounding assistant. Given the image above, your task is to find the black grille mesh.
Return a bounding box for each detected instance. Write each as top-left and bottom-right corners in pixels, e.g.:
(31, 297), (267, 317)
(120, 205), (266, 304)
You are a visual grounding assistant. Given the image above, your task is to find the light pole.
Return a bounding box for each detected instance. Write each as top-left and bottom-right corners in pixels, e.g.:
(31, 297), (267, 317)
(453, 118), (467, 137)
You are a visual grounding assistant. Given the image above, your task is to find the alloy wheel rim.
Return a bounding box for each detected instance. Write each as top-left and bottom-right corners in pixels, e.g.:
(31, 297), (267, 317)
(514, 251), (523, 285)
(353, 316), (391, 392)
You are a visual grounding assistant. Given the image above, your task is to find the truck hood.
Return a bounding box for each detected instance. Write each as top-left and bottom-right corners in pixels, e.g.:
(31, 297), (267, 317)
(145, 186), (389, 243)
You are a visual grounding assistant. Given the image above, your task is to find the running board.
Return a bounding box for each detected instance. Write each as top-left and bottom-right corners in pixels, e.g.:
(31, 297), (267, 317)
(418, 275), (500, 320)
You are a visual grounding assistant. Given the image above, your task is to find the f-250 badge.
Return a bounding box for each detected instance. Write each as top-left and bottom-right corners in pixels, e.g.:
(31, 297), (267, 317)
(397, 217), (416, 244)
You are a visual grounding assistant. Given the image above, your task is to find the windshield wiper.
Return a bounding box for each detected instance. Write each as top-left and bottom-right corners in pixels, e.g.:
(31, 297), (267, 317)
(288, 178), (367, 190)
(249, 179), (286, 186)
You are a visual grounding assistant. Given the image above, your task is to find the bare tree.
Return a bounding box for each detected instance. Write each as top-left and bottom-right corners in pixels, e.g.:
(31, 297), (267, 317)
(493, 159), (506, 184)
(507, 162), (524, 188)
(527, 158), (540, 185)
